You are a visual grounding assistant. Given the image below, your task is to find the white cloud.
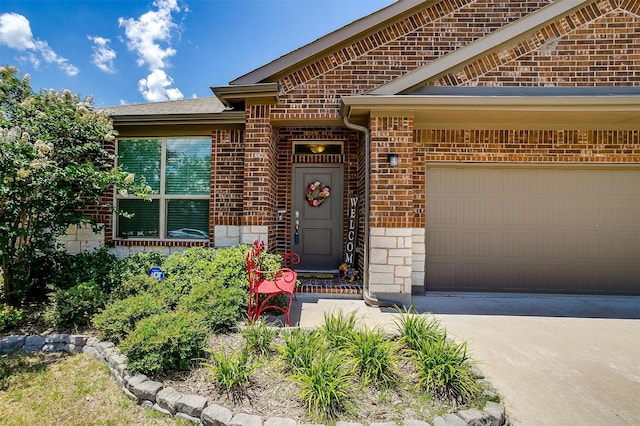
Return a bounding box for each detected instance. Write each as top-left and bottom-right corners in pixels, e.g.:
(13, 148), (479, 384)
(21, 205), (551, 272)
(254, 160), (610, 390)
(89, 36), (117, 73)
(0, 12), (79, 76)
(119, 0), (183, 102)
(0, 12), (35, 49)
(138, 69), (183, 102)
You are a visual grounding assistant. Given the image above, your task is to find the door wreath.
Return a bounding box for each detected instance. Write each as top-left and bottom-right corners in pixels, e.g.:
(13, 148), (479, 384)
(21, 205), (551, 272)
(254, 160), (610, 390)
(306, 181), (330, 206)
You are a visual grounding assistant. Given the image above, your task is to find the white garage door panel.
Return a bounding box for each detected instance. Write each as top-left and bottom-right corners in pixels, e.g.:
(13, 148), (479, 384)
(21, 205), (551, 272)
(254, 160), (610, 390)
(425, 167), (640, 294)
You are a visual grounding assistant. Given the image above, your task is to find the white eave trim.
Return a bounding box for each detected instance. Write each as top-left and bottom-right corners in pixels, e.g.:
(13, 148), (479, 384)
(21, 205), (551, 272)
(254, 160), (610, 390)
(342, 95), (640, 110)
(370, 0), (595, 95)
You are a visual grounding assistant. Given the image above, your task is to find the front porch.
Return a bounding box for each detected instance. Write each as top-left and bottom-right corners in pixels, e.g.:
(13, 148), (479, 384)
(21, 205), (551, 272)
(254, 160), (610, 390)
(296, 272), (363, 297)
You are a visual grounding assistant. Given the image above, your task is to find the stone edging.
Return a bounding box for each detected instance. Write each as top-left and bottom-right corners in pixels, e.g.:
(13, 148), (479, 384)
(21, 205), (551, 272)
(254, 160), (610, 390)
(1, 334), (507, 426)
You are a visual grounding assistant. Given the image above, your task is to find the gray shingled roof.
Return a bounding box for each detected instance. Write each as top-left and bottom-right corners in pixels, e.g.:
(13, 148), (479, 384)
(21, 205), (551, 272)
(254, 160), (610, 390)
(102, 96), (226, 117)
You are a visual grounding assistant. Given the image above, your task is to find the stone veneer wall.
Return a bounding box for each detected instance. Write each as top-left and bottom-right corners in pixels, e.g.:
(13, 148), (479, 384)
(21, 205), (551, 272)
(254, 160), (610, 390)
(57, 224), (105, 255)
(368, 228), (414, 306)
(0, 333), (507, 426)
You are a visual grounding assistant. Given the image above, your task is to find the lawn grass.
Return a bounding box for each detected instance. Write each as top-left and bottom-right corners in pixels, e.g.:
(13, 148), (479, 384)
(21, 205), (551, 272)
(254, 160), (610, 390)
(0, 352), (189, 426)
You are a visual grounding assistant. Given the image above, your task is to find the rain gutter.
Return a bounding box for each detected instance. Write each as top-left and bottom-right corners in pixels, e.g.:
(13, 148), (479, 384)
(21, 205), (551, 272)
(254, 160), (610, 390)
(342, 111), (399, 309)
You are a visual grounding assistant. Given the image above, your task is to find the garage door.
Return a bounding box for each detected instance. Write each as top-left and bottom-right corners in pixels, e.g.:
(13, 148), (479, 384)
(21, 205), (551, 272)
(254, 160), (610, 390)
(425, 166), (640, 294)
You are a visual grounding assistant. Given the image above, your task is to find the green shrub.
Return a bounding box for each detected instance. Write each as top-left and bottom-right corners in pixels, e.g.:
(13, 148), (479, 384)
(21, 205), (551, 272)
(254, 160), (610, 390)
(202, 346), (257, 401)
(290, 348), (353, 422)
(257, 250), (283, 276)
(319, 310), (359, 350)
(111, 274), (161, 300)
(92, 294), (168, 343)
(279, 328), (323, 373)
(394, 307), (445, 351)
(118, 251), (167, 281)
(176, 275), (246, 332)
(208, 245), (251, 294)
(43, 280), (106, 328)
(347, 326), (398, 388)
(46, 248), (121, 293)
(412, 335), (480, 404)
(241, 319), (277, 356)
(120, 311), (208, 374)
(153, 246), (249, 311)
(162, 247), (219, 280)
(0, 304), (23, 331)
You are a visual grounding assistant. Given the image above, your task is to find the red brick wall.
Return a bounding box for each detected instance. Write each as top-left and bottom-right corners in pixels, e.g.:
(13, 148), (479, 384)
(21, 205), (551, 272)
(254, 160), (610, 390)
(369, 116), (415, 228)
(83, 139), (115, 244)
(414, 129), (640, 228)
(430, 2), (640, 86)
(243, 105), (276, 231)
(211, 129), (244, 229)
(273, 0), (552, 117)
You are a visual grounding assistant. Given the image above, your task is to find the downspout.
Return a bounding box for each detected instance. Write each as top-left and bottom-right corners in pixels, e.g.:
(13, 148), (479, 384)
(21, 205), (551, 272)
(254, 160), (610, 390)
(342, 112), (397, 308)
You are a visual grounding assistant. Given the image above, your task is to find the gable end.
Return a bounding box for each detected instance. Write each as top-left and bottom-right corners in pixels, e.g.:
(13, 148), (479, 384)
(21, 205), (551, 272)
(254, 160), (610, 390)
(429, 1), (640, 87)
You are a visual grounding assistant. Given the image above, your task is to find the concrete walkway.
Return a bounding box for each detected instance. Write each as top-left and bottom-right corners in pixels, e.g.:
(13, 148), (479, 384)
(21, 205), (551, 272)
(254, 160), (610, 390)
(290, 293), (640, 425)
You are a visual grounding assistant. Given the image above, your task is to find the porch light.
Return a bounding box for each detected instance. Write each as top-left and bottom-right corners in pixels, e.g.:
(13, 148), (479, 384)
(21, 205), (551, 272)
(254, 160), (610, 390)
(388, 153), (399, 167)
(309, 144), (326, 154)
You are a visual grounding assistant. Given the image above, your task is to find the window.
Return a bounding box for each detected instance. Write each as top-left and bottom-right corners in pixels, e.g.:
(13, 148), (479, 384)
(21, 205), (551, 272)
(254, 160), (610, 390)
(116, 138), (211, 240)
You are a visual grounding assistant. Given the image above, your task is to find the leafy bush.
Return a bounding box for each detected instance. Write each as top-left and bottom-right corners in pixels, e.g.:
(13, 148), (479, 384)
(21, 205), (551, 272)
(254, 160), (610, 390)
(43, 280), (106, 328)
(110, 274), (161, 301)
(319, 310), (359, 349)
(202, 346), (257, 401)
(176, 275), (246, 332)
(257, 250), (283, 276)
(241, 319), (277, 356)
(412, 335), (479, 404)
(150, 246), (248, 309)
(120, 311), (208, 374)
(92, 294), (168, 344)
(41, 250), (167, 327)
(347, 326), (398, 388)
(394, 307), (444, 351)
(162, 247), (219, 280)
(46, 248), (121, 293)
(290, 348), (354, 422)
(161, 245), (250, 329)
(279, 328), (323, 373)
(118, 251), (167, 281)
(0, 304), (23, 331)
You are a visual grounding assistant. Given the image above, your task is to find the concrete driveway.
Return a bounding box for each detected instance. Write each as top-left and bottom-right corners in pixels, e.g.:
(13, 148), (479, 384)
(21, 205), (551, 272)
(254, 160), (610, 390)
(292, 293), (640, 425)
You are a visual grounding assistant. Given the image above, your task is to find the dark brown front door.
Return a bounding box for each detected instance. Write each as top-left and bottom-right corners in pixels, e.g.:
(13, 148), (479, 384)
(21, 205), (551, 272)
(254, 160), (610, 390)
(292, 165), (343, 270)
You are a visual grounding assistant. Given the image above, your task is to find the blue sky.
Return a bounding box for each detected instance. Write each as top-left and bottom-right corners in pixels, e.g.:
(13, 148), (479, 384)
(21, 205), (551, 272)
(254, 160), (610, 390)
(0, 0), (395, 107)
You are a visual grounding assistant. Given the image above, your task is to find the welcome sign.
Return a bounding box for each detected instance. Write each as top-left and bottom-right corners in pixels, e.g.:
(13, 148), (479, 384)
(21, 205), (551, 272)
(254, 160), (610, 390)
(344, 197), (358, 265)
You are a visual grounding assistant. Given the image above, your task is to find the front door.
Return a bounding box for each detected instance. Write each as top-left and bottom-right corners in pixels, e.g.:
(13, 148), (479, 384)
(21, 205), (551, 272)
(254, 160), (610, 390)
(292, 165), (343, 270)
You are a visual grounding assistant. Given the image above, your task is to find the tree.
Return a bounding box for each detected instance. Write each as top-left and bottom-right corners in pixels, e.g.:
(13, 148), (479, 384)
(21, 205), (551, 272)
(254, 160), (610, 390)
(0, 66), (146, 304)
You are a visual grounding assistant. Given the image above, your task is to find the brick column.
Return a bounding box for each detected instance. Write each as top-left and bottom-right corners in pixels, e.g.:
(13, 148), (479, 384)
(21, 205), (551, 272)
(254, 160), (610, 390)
(368, 115), (415, 303)
(242, 104), (277, 248)
(211, 129), (245, 247)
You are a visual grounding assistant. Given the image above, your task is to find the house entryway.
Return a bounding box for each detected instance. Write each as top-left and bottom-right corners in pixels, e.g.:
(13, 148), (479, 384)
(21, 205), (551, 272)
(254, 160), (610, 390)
(291, 165), (344, 270)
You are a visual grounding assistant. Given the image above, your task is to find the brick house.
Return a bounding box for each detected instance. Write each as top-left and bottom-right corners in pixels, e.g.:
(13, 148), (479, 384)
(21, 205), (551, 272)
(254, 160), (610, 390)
(89, 0), (640, 304)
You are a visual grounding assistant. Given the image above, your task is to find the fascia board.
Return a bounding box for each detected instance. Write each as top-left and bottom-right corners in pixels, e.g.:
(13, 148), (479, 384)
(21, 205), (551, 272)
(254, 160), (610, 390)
(342, 94), (640, 111)
(111, 111), (245, 126)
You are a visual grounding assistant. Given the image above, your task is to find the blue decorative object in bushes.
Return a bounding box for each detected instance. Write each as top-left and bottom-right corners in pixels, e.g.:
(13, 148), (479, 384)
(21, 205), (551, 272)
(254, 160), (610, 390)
(149, 266), (165, 282)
